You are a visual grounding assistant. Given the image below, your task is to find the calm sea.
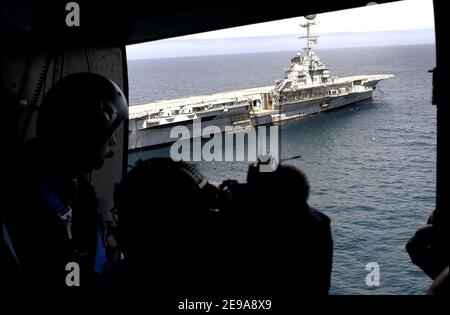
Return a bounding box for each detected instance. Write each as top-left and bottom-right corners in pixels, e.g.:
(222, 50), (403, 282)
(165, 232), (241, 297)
(127, 44), (436, 294)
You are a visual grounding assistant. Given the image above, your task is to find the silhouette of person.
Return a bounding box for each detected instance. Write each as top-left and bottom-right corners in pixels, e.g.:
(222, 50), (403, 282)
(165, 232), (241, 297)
(406, 209), (449, 295)
(113, 158), (333, 298)
(113, 157), (219, 296)
(242, 163), (334, 295)
(4, 73), (128, 287)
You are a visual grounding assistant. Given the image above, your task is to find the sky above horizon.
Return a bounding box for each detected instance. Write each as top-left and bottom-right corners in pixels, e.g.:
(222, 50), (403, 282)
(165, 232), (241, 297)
(127, 0), (435, 60)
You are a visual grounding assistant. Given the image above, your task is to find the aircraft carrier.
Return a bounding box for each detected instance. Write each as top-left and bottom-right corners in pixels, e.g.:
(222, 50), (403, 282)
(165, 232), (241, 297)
(128, 15), (394, 150)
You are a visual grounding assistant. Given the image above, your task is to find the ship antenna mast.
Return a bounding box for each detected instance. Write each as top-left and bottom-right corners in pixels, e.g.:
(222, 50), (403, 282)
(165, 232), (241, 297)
(300, 15), (318, 57)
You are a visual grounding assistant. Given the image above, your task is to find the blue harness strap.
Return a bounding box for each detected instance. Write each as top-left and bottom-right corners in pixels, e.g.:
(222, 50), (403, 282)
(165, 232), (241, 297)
(3, 223), (21, 268)
(40, 181), (72, 218)
(39, 180), (107, 274)
(94, 226), (107, 274)
(40, 180), (73, 240)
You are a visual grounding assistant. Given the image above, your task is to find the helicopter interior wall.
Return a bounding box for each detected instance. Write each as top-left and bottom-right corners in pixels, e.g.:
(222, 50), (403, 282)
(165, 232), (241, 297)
(431, 0), (449, 235)
(5, 46), (128, 222)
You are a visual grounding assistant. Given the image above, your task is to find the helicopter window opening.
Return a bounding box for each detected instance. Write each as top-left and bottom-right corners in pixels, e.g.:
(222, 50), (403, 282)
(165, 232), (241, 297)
(125, 0), (436, 295)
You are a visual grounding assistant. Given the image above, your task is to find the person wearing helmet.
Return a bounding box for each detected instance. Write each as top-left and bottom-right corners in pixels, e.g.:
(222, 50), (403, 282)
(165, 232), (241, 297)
(36, 72), (128, 174)
(4, 73), (128, 287)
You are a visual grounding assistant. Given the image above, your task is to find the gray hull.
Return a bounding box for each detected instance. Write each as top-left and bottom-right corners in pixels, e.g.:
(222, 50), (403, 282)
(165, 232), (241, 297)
(251, 89), (373, 126)
(129, 89), (375, 150)
(129, 106), (250, 150)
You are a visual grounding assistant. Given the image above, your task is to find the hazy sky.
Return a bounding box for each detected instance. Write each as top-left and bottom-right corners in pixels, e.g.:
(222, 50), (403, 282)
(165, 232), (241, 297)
(127, 0), (434, 59)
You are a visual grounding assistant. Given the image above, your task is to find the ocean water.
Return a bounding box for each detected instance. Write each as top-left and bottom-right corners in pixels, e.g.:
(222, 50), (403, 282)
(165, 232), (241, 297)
(127, 44), (437, 294)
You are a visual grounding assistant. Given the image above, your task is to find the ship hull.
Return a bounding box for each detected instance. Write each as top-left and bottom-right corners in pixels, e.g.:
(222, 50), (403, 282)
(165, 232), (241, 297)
(129, 105), (250, 150)
(251, 89), (374, 126)
(129, 89), (374, 150)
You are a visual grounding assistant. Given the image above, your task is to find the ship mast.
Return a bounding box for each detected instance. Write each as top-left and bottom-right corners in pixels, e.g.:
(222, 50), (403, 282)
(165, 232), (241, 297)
(300, 15), (318, 58)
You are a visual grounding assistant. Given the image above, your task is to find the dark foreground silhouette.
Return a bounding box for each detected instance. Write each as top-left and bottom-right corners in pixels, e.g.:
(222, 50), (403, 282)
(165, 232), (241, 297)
(113, 158), (333, 297)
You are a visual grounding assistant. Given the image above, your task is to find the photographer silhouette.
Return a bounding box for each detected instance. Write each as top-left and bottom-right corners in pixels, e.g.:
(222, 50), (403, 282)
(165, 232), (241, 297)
(113, 157), (333, 296)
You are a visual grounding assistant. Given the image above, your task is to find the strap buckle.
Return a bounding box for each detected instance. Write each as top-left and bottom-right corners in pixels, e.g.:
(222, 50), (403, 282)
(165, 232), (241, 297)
(59, 207), (73, 240)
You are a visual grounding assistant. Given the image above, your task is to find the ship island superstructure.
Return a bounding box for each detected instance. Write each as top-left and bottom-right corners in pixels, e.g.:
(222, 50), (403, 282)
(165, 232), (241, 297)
(129, 15), (393, 150)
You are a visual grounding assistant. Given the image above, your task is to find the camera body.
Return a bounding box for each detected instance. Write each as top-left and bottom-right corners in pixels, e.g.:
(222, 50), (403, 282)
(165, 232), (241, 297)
(205, 158), (279, 217)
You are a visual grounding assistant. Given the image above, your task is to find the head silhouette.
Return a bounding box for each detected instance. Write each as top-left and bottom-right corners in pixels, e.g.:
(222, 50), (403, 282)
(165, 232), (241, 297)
(36, 72), (128, 174)
(114, 158), (213, 261)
